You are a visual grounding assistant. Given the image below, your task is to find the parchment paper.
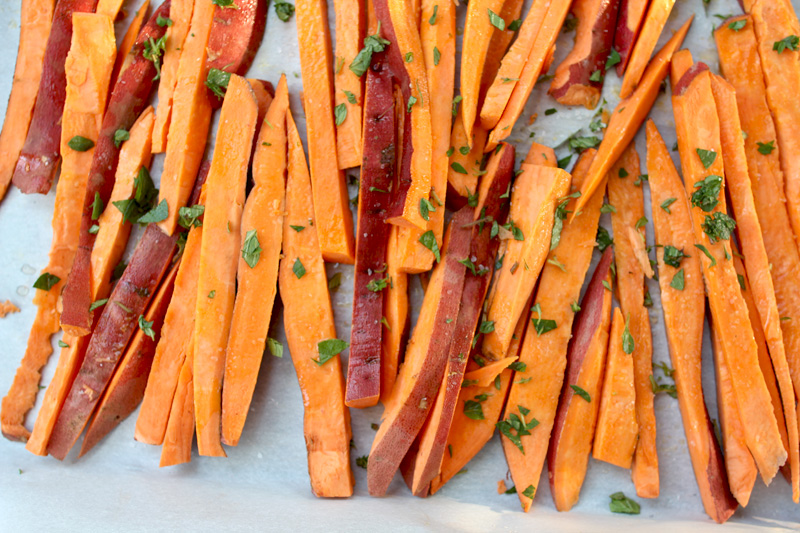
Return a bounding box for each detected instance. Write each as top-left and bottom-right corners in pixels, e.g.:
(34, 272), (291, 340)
(0, 0), (798, 530)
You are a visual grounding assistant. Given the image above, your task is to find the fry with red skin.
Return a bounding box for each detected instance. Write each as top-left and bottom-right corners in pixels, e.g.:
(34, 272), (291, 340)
(672, 65), (786, 484)
(346, 52), (395, 408)
(548, 249), (613, 512)
(79, 264), (179, 456)
(60, 2), (172, 338)
(221, 78), (288, 446)
(193, 75), (258, 457)
(205, 0), (267, 108)
(646, 120), (737, 523)
(614, 0), (649, 75)
(0, 0), (56, 201)
(1, 12), (115, 442)
(572, 16), (693, 217)
(548, 0), (621, 109)
(11, 0), (99, 194)
(296, 0), (355, 263)
(619, 0), (677, 99)
(47, 224), (178, 460)
(368, 208), (472, 496)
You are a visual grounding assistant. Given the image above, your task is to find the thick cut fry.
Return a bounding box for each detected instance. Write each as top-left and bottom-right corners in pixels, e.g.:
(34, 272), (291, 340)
(333, 0), (364, 169)
(0, 12), (115, 442)
(47, 224), (178, 460)
(381, 227), (409, 404)
(447, 113), (487, 201)
(346, 54), (395, 408)
(614, 0), (649, 75)
(193, 75), (258, 457)
(108, 0), (150, 90)
(156, 0), (215, 236)
(152, 0), (192, 153)
(672, 67), (786, 484)
(281, 108), (353, 497)
(486, 0), (570, 150)
(501, 149), (603, 512)
(710, 72), (800, 500)
(221, 78), (288, 446)
(95, 0), (123, 17)
(481, 165), (571, 360)
(407, 145), (513, 496)
(368, 208), (472, 497)
(159, 338), (195, 467)
(710, 316), (758, 507)
(548, 0), (621, 109)
(296, 0), (354, 262)
(79, 264), (178, 456)
(548, 250), (613, 512)
(646, 120), (737, 523)
(60, 3), (171, 337)
(0, 0), (56, 201)
(460, 0), (505, 142)
(572, 16), (692, 216)
(608, 143), (658, 498)
(12, 0), (98, 194)
(480, 0), (550, 130)
(593, 309), (638, 469)
(479, 0), (524, 101)
(747, 0), (800, 249)
(619, 0), (677, 99)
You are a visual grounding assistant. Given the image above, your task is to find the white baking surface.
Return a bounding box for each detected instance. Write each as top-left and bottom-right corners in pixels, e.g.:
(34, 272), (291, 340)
(0, 0), (798, 530)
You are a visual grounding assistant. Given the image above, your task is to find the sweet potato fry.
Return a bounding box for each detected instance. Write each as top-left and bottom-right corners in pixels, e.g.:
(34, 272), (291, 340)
(333, 0), (364, 169)
(619, 0), (677, 99)
(380, 227), (409, 404)
(95, 0), (123, 17)
(11, 0), (98, 194)
(151, 0), (192, 153)
(79, 263), (179, 456)
(221, 77), (288, 446)
(614, 0), (649, 75)
(447, 113), (487, 201)
(1, 12), (115, 443)
(108, 0), (150, 90)
(296, 0), (354, 262)
(60, 2), (172, 337)
(159, 335), (195, 467)
(480, 0), (524, 101)
(607, 143), (658, 498)
(572, 16), (692, 217)
(0, 0), (56, 201)
(481, 165), (571, 360)
(548, 249), (613, 512)
(193, 75), (258, 457)
(548, 0), (621, 109)
(281, 107), (353, 497)
(593, 308), (638, 469)
(672, 65), (786, 484)
(710, 72), (800, 500)
(368, 208), (472, 496)
(646, 120), (738, 523)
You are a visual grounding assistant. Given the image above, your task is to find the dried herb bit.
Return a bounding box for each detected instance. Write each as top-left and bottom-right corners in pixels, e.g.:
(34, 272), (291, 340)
(650, 374), (677, 398)
(596, 226), (613, 252)
(728, 19), (746, 31)
(551, 192), (580, 250)
(328, 272), (342, 291)
(68, 136), (94, 152)
(609, 492), (641, 514)
(452, 95), (462, 116)
(622, 315), (634, 354)
(694, 244), (717, 267)
(356, 455), (369, 468)
(463, 399), (485, 420)
(89, 298), (108, 312)
(314, 338), (348, 366)
(605, 47), (621, 70)
(522, 485), (536, 499)
(91, 192), (104, 220)
(487, 8), (505, 30)
(178, 204), (205, 229)
(568, 136), (601, 151)
(429, 5), (438, 25)
(274, 0), (295, 22)
(509, 361), (527, 372)
(143, 36), (167, 80)
(58, 340), (70, 348)
(660, 197), (677, 214)
(33, 273), (60, 291)
(757, 140), (775, 155)
(350, 23), (391, 77)
(213, 0), (239, 7)
(292, 258), (306, 279)
(544, 108), (557, 116)
(138, 199), (168, 224)
(531, 303), (557, 336)
(433, 46), (441, 66)
(662, 245), (688, 268)
(367, 276), (391, 292)
(557, 154), (572, 169)
(334, 103), (347, 126)
(450, 161), (467, 175)
(479, 320), (495, 334)
(138, 315), (155, 341)
(695, 148), (717, 169)
(113, 129), (130, 148)
(773, 35), (800, 53)
(589, 69), (603, 82)
(702, 212), (736, 243)
(205, 68), (232, 99)
(241, 229), (263, 268)
(691, 175), (723, 212)
(669, 268), (685, 291)
(419, 230), (441, 262)
(570, 384), (591, 402)
(419, 198), (436, 221)
(618, 168), (629, 178)
(496, 406), (539, 453)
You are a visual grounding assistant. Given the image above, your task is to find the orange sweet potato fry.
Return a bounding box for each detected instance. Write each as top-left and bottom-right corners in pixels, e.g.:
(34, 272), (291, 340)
(619, 0), (677, 99)
(380, 227), (409, 404)
(333, 0), (365, 169)
(447, 113), (487, 201)
(614, 0), (649, 75)
(108, 1), (150, 91)
(159, 336), (195, 467)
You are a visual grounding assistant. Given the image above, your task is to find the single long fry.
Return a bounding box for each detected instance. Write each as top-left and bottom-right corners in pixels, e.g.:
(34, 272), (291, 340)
(447, 113), (487, 200)
(108, 0), (150, 90)
(159, 337), (195, 467)
(333, 0), (364, 169)
(614, 0), (649, 75)
(572, 16), (692, 216)
(619, 0), (677, 99)
(380, 227), (409, 404)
